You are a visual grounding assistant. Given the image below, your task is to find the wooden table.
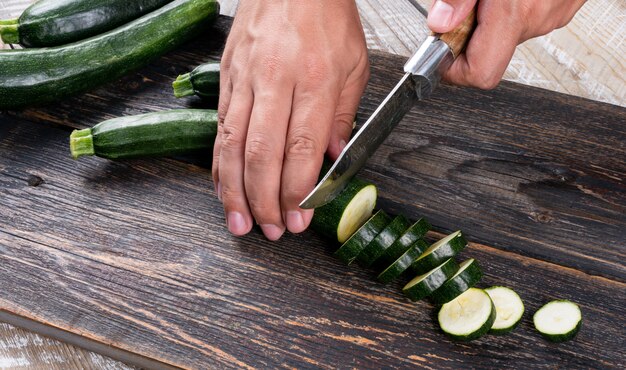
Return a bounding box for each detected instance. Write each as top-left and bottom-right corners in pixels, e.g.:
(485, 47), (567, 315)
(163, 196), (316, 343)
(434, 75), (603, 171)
(1, 1), (625, 369)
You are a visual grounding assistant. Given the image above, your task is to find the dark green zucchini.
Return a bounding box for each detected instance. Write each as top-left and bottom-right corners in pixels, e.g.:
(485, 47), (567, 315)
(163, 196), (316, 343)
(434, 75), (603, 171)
(372, 218), (431, 270)
(402, 258), (459, 301)
(438, 288), (496, 341)
(334, 210), (391, 265)
(430, 259), (483, 304)
(357, 215), (411, 268)
(409, 230), (467, 275)
(173, 62), (220, 98)
(70, 109), (217, 159)
(310, 179), (378, 243)
(376, 240), (429, 284)
(0, 0), (174, 47)
(0, 0), (220, 110)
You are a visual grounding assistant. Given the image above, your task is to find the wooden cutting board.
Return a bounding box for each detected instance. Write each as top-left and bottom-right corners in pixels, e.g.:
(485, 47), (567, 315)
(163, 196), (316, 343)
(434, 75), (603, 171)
(1, 16), (624, 369)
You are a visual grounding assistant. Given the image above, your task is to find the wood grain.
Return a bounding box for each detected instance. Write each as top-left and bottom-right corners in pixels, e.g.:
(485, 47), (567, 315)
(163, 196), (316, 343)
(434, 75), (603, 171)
(1, 14), (625, 370)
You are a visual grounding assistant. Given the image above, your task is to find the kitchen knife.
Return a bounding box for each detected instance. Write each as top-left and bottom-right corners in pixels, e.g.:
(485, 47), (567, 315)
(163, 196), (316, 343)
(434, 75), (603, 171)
(300, 9), (477, 209)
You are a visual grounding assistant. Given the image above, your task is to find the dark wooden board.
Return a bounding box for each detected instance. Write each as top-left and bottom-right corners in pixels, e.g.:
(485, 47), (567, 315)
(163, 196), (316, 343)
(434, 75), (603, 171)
(1, 16), (625, 369)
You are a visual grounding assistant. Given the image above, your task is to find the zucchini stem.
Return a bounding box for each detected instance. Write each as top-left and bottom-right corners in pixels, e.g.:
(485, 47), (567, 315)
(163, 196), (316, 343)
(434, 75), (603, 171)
(70, 128), (95, 159)
(172, 73), (195, 98)
(0, 19), (18, 25)
(0, 24), (19, 44)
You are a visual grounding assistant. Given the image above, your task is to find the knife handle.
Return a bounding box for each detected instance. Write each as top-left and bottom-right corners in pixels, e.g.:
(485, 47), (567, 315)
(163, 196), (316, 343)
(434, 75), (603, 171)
(437, 8), (477, 59)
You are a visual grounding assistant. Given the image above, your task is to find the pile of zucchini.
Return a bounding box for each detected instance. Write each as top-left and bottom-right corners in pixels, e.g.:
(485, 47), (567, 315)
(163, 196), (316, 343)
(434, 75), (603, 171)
(67, 58), (582, 343)
(0, 0), (220, 110)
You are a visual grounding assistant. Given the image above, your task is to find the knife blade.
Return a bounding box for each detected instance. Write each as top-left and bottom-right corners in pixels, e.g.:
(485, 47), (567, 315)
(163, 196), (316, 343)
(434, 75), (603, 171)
(300, 9), (476, 209)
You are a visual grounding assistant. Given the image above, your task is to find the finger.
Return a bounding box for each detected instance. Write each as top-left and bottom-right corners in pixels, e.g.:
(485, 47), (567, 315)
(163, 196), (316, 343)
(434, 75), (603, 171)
(213, 77), (233, 200)
(428, 0), (478, 33)
(281, 85), (339, 234)
(442, 0), (520, 89)
(244, 87), (293, 241)
(219, 85), (254, 236)
(327, 66), (370, 160)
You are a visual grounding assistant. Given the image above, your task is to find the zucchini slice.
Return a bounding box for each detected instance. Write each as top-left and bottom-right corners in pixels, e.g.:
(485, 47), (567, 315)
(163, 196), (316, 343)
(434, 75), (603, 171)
(409, 230), (467, 275)
(334, 210), (391, 265)
(373, 218), (431, 270)
(533, 300), (582, 342)
(430, 258), (483, 304)
(173, 62), (220, 98)
(438, 288), (496, 341)
(485, 286), (525, 334)
(376, 240), (429, 284)
(310, 179), (377, 243)
(402, 258), (459, 301)
(357, 215), (411, 268)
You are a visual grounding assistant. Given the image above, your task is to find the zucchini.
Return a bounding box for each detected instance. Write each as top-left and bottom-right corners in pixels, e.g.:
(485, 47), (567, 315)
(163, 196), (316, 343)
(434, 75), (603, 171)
(376, 239), (429, 284)
(173, 62), (220, 98)
(533, 300), (582, 342)
(438, 288), (496, 341)
(0, 0), (174, 47)
(70, 109), (217, 159)
(310, 179), (377, 244)
(357, 215), (411, 268)
(430, 259), (483, 304)
(402, 258), (459, 301)
(485, 286), (525, 334)
(409, 230), (467, 275)
(334, 210), (391, 265)
(0, 0), (220, 110)
(373, 218), (431, 270)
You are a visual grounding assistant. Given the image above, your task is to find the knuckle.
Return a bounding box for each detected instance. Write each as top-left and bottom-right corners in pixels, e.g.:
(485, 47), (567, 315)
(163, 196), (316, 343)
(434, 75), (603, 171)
(220, 124), (245, 151)
(245, 135), (277, 164)
(258, 53), (283, 83)
(219, 184), (241, 203)
(286, 131), (321, 158)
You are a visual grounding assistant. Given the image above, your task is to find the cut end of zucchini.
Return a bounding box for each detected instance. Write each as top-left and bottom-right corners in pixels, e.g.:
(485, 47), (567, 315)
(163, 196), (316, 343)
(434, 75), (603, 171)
(0, 23), (19, 44)
(172, 73), (195, 98)
(439, 288), (496, 341)
(70, 128), (95, 159)
(336, 184), (377, 243)
(485, 286), (525, 334)
(533, 300), (582, 342)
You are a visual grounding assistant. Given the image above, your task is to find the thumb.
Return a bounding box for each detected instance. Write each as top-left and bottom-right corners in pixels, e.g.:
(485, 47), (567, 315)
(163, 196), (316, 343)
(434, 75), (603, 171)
(427, 0), (477, 33)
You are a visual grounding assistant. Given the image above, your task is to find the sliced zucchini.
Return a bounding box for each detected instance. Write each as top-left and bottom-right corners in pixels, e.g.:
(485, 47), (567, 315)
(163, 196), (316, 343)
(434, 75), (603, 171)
(485, 286), (525, 334)
(373, 218), (431, 270)
(430, 259), (483, 304)
(376, 240), (429, 284)
(402, 258), (459, 301)
(357, 215), (411, 268)
(409, 230), (467, 275)
(334, 210), (391, 265)
(438, 288), (496, 341)
(310, 179), (377, 243)
(533, 300), (582, 342)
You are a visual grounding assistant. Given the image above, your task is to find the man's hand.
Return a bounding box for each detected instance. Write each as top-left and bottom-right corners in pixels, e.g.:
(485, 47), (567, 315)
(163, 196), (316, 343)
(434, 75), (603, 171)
(214, 0), (369, 240)
(428, 0), (586, 89)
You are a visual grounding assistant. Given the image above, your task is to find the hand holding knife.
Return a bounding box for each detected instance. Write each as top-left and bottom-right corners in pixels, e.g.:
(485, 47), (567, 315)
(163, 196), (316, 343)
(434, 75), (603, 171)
(300, 8), (477, 209)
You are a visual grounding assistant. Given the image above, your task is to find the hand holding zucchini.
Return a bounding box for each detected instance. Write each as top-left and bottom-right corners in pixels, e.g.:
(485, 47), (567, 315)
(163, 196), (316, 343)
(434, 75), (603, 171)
(0, 0), (175, 47)
(0, 0), (219, 110)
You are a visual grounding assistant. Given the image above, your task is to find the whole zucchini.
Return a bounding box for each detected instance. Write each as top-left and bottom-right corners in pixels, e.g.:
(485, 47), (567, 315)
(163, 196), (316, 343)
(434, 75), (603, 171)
(173, 61), (220, 98)
(0, 0), (174, 47)
(0, 0), (220, 110)
(70, 109), (217, 159)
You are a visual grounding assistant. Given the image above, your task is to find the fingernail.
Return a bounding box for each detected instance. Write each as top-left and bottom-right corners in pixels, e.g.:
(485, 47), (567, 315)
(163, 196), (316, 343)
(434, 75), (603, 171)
(227, 212), (248, 235)
(286, 211), (305, 233)
(339, 140), (347, 152)
(430, 0), (454, 29)
(260, 224), (285, 241)
(217, 181), (222, 201)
